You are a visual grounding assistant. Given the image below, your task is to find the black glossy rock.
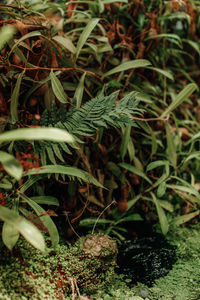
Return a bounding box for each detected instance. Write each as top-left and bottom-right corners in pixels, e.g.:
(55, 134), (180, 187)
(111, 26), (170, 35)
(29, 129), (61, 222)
(116, 234), (177, 287)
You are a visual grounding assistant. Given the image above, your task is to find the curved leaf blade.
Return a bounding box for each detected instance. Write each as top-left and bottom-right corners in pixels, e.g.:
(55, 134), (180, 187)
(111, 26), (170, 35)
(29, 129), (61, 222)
(75, 18), (100, 60)
(10, 71), (24, 123)
(119, 162), (152, 184)
(0, 205), (46, 252)
(30, 196), (59, 206)
(53, 35), (76, 54)
(0, 151), (23, 180)
(2, 222), (19, 251)
(161, 83), (198, 118)
(24, 196), (59, 247)
(2, 222), (20, 251)
(0, 128), (75, 143)
(0, 25), (16, 51)
(151, 192), (169, 235)
(147, 67), (174, 81)
(50, 71), (68, 103)
(24, 165), (104, 188)
(102, 59), (151, 79)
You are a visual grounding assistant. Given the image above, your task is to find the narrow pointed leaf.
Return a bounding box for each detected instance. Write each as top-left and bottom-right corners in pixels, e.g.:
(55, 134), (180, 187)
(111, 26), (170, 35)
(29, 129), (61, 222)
(9, 31), (41, 56)
(10, 72), (24, 123)
(0, 205), (46, 252)
(30, 196), (59, 206)
(24, 165), (104, 188)
(50, 71), (68, 103)
(119, 162), (152, 184)
(102, 59), (151, 79)
(120, 126), (131, 160)
(74, 72), (86, 109)
(166, 122), (177, 168)
(0, 151), (23, 180)
(147, 67), (174, 80)
(24, 196), (59, 247)
(161, 83), (198, 118)
(172, 210), (200, 226)
(2, 222), (20, 251)
(53, 35), (76, 54)
(0, 25), (16, 51)
(0, 128), (74, 143)
(151, 192), (169, 234)
(157, 181), (167, 198)
(75, 18), (100, 60)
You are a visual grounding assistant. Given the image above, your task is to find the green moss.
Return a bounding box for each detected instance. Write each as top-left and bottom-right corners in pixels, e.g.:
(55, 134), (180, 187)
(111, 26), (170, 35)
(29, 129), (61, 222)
(1, 227), (200, 300)
(0, 234), (117, 299)
(90, 224), (200, 300)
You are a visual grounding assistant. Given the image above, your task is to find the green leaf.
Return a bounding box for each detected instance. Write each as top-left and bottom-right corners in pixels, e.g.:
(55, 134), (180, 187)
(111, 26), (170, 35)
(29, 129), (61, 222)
(159, 200), (174, 212)
(146, 33), (182, 43)
(115, 213), (143, 224)
(74, 72), (86, 109)
(0, 128), (74, 143)
(182, 39), (200, 55)
(157, 181), (167, 198)
(50, 71), (68, 103)
(103, 0), (128, 3)
(0, 205), (45, 252)
(2, 221), (20, 251)
(147, 67), (174, 81)
(20, 174), (46, 193)
(75, 18), (100, 60)
(46, 147), (56, 165)
(53, 35), (76, 54)
(52, 144), (65, 162)
(30, 196), (59, 206)
(24, 165), (104, 188)
(0, 151), (23, 180)
(9, 31), (41, 57)
(120, 126), (131, 161)
(165, 122), (177, 168)
(119, 162), (152, 184)
(161, 83), (198, 118)
(166, 184), (199, 197)
(151, 192), (169, 235)
(127, 138), (135, 162)
(79, 218), (112, 227)
(102, 59), (151, 79)
(127, 194), (142, 211)
(182, 151), (200, 162)
(185, 133), (200, 146)
(172, 210), (200, 226)
(151, 173), (169, 189)
(24, 196), (59, 247)
(0, 25), (16, 51)
(147, 160), (170, 172)
(10, 71), (24, 123)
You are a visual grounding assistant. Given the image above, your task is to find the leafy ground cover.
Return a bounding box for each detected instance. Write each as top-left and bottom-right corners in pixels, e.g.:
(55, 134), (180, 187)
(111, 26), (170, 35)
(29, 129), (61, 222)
(92, 223), (200, 300)
(0, 223), (200, 299)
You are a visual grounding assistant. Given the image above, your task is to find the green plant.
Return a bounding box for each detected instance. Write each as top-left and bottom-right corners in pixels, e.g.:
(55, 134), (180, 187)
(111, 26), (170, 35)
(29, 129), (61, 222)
(1, 0), (200, 253)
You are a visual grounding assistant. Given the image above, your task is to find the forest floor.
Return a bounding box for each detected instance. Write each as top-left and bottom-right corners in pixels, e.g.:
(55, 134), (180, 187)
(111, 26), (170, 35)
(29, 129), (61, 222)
(1, 223), (200, 299)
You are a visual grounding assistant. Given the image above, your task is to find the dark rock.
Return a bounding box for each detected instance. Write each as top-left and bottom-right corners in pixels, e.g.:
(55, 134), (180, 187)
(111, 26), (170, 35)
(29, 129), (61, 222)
(116, 233), (177, 287)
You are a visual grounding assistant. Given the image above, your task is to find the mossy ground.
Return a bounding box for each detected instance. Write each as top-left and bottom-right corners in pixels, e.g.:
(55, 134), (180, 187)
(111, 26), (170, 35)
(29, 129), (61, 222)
(91, 224), (200, 300)
(0, 225), (200, 299)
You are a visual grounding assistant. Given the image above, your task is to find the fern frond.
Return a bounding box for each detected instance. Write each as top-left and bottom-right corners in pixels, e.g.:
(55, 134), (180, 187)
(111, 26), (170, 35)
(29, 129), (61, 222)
(35, 90), (142, 164)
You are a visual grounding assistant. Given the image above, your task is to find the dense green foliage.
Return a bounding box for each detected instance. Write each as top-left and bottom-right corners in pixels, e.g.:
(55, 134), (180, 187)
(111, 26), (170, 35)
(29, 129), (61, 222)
(1, 0), (200, 251)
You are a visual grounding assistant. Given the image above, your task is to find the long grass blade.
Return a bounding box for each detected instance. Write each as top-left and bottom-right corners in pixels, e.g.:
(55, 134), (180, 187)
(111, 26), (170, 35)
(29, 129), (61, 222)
(75, 18), (100, 60)
(102, 59), (151, 79)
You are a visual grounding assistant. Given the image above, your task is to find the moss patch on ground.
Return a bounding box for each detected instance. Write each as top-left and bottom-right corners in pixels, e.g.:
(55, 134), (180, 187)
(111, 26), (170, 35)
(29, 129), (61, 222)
(91, 224), (200, 300)
(1, 226), (200, 299)
(0, 234), (117, 299)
